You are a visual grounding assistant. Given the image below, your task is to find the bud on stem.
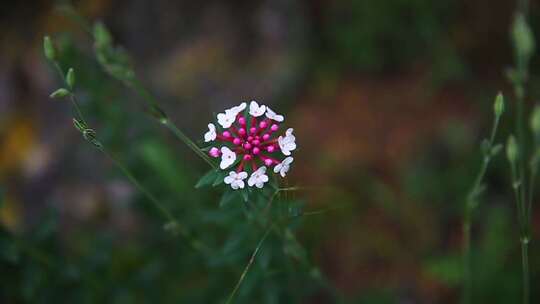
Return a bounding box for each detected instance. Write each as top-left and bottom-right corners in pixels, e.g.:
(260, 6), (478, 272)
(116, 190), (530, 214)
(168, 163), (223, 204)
(43, 36), (55, 61)
(50, 88), (70, 99)
(494, 92), (505, 117)
(66, 68), (75, 89)
(530, 105), (540, 136)
(507, 135), (519, 163)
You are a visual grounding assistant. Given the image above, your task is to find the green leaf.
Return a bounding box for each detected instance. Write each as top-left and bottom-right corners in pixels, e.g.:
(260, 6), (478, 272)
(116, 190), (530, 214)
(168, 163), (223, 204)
(212, 171), (228, 186)
(424, 255), (462, 286)
(219, 191), (240, 207)
(72, 118), (86, 133)
(49, 88), (70, 99)
(241, 189), (249, 202)
(195, 170), (219, 188)
(93, 22), (112, 48)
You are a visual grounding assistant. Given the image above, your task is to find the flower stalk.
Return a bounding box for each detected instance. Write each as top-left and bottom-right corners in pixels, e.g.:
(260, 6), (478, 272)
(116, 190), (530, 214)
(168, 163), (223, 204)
(462, 93), (504, 304)
(507, 2), (535, 303)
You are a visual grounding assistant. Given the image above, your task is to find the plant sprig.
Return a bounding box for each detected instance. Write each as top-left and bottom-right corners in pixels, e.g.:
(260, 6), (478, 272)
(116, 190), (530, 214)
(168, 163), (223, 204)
(43, 36), (207, 254)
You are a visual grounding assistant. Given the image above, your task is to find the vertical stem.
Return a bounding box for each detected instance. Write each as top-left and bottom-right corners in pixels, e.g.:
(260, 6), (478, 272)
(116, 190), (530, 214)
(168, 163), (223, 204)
(521, 240), (530, 304)
(463, 217), (472, 304)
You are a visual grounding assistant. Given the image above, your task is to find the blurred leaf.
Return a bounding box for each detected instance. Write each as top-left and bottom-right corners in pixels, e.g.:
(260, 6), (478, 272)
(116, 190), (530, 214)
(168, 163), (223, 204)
(195, 170), (219, 189)
(219, 191), (240, 208)
(425, 255), (462, 286)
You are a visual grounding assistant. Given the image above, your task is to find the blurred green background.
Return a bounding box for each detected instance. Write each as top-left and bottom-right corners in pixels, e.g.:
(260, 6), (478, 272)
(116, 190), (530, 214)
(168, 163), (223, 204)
(1, 0), (539, 303)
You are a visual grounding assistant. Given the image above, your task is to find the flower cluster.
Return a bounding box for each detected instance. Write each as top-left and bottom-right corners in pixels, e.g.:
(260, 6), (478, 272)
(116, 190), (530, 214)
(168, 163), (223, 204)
(204, 101), (296, 190)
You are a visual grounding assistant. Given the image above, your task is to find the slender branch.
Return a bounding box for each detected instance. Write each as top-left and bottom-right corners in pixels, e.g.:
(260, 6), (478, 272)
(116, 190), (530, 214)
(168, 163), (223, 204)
(462, 111), (502, 304)
(224, 225), (272, 304)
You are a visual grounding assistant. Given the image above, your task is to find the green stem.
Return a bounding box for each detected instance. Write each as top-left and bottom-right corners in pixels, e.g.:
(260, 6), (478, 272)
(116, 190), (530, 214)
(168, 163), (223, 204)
(463, 218), (472, 304)
(127, 79), (216, 169)
(49, 59), (207, 253)
(462, 113), (501, 304)
(224, 226), (272, 304)
(521, 240), (530, 304)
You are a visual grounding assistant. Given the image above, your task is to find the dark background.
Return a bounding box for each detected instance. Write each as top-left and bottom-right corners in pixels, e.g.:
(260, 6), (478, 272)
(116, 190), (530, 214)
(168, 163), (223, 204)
(1, 0), (539, 303)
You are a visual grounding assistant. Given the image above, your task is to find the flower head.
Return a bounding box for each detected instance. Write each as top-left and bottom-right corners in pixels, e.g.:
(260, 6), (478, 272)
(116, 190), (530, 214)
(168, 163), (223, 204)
(203, 101), (297, 189)
(224, 171), (248, 189)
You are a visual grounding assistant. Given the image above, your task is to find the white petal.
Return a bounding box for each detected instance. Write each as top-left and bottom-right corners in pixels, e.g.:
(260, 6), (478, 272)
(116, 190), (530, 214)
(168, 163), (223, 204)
(274, 163), (282, 173)
(236, 180), (245, 189)
(220, 147), (236, 169)
(286, 128), (294, 136)
(224, 176), (234, 184)
(238, 171), (248, 179)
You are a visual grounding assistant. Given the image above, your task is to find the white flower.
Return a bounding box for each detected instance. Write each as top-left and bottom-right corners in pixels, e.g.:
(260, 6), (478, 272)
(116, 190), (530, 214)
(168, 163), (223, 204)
(248, 166), (269, 188)
(265, 107), (284, 122)
(227, 102), (247, 116)
(274, 157), (293, 177)
(217, 111), (236, 128)
(224, 171), (248, 190)
(204, 123), (217, 142)
(220, 146), (236, 169)
(249, 100), (266, 117)
(278, 128), (296, 156)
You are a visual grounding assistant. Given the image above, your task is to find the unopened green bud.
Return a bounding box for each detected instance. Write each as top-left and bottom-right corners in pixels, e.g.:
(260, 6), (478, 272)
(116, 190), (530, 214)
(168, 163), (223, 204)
(43, 36), (55, 60)
(494, 92), (504, 117)
(93, 22), (112, 48)
(512, 13), (535, 61)
(530, 105), (540, 135)
(506, 135), (519, 163)
(66, 68), (75, 88)
(49, 88), (70, 99)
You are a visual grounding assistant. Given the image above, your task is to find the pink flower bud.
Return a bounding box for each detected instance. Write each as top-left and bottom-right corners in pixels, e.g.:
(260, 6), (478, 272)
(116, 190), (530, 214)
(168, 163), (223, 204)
(252, 139), (260, 146)
(243, 143), (252, 150)
(259, 121), (268, 129)
(252, 147), (260, 155)
(250, 127), (257, 134)
(222, 131), (231, 138)
(264, 159), (273, 166)
(270, 124), (279, 132)
(238, 128), (246, 136)
(262, 134), (270, 141)
(266, 145), (275, 153)
(243, 154), (252, 161)
(209, 147), (221, 158)
(233, 138), (242, 145)
(238, 116), (246, 125)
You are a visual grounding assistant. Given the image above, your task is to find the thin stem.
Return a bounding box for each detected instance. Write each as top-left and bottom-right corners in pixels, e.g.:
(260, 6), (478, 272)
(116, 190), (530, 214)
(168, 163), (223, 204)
(162, 119), (216, 169)
(49, 59), (207, 253)
(463, 219), (472, 304)
(224, 225), (272, 304)
(127, 78), (216, 169)
(521, 240), (530, 304)
(462, 113), (501, 304)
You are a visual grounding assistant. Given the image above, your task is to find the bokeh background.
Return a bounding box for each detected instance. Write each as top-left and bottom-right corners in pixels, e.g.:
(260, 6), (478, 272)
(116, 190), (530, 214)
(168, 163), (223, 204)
(1, 0), (540, 303)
